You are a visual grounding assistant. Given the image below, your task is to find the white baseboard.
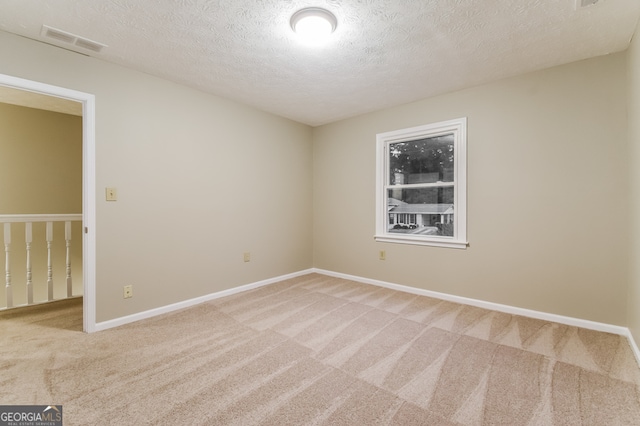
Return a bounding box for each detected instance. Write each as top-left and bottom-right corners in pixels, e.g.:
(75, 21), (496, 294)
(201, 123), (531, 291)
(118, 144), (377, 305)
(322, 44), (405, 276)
(624, 328), (640, 367)
(94, 269), (314, 332)
(312, 268), (640, 367)
(93, 267), (640, 368)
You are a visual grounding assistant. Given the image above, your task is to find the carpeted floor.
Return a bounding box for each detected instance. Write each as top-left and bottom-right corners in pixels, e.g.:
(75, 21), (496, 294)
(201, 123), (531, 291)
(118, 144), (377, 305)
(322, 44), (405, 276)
(1, 273), (640, 425)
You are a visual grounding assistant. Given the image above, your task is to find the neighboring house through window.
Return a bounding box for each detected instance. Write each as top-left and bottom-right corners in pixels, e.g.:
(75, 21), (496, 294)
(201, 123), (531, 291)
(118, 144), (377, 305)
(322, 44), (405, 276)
(375, 118), (467, 249)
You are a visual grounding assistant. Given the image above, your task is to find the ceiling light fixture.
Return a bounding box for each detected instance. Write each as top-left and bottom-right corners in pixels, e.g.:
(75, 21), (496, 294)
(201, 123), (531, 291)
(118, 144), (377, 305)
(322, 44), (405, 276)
(290, 7), (337, 45)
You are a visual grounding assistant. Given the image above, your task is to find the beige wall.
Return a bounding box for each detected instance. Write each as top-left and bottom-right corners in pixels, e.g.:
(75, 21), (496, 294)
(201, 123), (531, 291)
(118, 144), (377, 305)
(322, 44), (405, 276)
(1, 28), (635, 329)
(0, 103), (82, 213)
(0, 103), (83, 305)
(628, 20), (640, 343)
(313, 53), (629, 325)
(0, 31), (313, 322)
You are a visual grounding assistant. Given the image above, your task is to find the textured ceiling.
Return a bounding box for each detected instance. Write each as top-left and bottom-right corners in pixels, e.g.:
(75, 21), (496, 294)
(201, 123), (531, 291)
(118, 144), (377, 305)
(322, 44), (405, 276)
(0, 0), (639, 126)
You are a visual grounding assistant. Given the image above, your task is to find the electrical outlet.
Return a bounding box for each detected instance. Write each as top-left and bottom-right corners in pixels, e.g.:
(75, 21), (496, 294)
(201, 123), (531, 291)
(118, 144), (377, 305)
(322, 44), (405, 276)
(123, 285), (133, 299)
(379, 250), (386, 260)
(243, 252), (251, 262)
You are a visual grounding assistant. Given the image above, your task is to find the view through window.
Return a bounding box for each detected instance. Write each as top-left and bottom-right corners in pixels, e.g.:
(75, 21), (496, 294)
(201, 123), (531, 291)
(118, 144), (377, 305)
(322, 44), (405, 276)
(376, 118), (467, 249)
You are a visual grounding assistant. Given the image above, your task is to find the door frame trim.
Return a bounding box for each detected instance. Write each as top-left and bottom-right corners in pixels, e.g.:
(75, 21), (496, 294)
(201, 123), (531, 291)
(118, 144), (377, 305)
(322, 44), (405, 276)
(0, 73), (97, 332)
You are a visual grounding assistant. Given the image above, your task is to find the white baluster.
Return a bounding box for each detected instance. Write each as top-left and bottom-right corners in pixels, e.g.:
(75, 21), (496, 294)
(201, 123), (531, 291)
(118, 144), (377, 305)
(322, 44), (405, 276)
(46, 221), (53, 301)
(65, 221), (72, 298)
(26, 222), (33, 305)
(4, 223), (12, 308)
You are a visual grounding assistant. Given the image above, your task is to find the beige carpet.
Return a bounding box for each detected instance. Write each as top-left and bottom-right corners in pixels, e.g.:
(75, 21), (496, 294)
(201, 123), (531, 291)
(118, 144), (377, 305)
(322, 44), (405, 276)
(2, 273), (640, 425)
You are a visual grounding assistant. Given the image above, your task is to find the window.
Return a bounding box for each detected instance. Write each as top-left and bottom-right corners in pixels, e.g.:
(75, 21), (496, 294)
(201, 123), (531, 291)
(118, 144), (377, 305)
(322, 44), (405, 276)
(375, 118), (467, 249)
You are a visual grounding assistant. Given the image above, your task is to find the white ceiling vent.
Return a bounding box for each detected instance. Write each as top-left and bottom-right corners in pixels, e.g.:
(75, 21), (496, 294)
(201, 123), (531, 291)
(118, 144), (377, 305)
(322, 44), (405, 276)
(40, 25), (107, 53)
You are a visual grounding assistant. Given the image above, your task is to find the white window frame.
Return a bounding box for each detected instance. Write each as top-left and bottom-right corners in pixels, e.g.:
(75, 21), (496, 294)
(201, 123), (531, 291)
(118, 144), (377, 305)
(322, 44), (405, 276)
(375, 117), (467, 249)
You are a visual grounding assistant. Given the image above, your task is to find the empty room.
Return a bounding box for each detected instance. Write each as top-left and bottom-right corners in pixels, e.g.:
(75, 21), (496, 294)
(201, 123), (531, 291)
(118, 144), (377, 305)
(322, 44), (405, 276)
(2, 0), (640, 424)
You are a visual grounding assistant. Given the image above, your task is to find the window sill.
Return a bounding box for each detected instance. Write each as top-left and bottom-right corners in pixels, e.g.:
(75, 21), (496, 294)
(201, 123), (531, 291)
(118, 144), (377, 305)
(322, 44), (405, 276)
(374, 234), (468, 249)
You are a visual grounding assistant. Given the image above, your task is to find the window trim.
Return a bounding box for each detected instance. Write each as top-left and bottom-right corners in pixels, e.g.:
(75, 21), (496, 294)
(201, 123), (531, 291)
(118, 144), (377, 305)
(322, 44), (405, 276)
(375, 117), (468, 249)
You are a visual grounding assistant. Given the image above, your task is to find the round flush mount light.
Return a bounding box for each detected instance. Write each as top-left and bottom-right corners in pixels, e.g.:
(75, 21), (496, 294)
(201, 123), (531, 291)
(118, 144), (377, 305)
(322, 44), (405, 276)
(290, 7), (337, 44)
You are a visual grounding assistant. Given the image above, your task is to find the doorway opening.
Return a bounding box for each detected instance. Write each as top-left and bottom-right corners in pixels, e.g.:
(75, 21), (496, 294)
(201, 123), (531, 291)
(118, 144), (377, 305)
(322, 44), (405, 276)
(0, 73), (96, 332)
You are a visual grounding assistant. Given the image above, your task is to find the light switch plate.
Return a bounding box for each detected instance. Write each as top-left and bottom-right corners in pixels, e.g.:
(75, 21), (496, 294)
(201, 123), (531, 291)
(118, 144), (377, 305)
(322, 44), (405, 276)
(106, 187), (117, 201)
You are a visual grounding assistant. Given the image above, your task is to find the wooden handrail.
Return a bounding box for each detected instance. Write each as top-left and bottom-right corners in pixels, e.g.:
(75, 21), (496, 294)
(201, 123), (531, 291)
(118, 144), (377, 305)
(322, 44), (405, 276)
(0, 214), (81, 223)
